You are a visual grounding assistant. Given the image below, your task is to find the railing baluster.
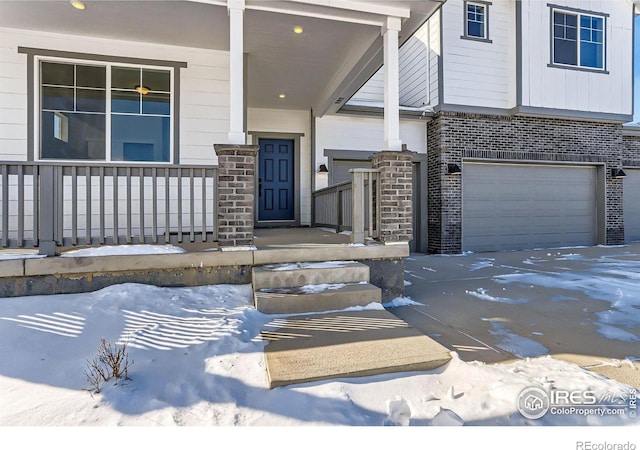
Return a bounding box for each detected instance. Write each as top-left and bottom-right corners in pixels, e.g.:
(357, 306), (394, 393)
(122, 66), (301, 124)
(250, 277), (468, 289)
(189, 168), (195, 242)
(139, 168), (145, 244)
(125, 167), (132, 244)
(152, 167), (158, 244)
(212, 168), (218, 241)
(71, 166), (77, 246)
(33, 165), (39, 246)
(366, 173), (374, 237)
(99, 167), (105, 245)
(163, 168), (168, 244)
(17, 165), (24, 247)
(2, 165), (10, 247)
(177, 168), (183, 242)
(375, 172), (381, 238)
(56, 166), (63, 245)
(85, 167), (91, 245)
(201, 168), (206, 242)
(112, 167), (118, 244)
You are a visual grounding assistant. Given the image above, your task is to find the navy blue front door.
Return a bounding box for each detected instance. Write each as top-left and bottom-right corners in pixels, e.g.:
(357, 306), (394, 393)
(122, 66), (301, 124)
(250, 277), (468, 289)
(258, 139), (294, 221)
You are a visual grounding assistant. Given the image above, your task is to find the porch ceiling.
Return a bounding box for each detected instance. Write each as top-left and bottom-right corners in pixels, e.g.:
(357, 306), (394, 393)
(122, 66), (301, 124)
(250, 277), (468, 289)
(0, 0), (444, 114)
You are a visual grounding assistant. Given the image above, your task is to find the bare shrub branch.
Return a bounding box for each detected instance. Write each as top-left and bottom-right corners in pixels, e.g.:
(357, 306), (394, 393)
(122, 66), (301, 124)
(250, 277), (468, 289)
(84, 338), (133, 393)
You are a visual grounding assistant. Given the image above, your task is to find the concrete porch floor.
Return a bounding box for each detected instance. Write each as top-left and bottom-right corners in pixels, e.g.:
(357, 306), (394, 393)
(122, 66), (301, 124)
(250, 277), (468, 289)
(53, 227), (352, 254)
(253, 227), (351, 248)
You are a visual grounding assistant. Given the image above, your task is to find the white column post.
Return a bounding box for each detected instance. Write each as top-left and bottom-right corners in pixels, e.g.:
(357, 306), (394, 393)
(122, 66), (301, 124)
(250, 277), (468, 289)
(228, 0), (246, 144)
(382, 16), (402, 151)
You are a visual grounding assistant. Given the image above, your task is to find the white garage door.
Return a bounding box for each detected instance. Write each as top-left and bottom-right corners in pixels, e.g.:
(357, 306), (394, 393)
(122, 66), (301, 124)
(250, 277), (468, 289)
(463, 163), (598, 252)
(624, 168), (640, 242)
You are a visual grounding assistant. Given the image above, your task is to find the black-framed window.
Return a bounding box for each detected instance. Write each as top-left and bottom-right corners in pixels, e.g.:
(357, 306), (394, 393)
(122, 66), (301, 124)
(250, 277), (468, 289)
(551, 7), (606, 71)
(462, 1), (492, 43)
(39, 59), (173, 162)
(40, 61), (107, 160)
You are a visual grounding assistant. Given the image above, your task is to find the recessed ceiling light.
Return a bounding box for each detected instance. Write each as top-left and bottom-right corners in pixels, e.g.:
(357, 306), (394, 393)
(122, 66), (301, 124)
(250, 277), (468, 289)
(293, 26), (303, 34)
(70, 1), (86, 10)
(278, 94), (286, 99)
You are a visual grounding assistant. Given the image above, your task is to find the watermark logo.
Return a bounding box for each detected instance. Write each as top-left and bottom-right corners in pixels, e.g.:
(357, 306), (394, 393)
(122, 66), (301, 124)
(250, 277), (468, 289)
(517, 387), (636, 420)
(517, 387), (550, 419)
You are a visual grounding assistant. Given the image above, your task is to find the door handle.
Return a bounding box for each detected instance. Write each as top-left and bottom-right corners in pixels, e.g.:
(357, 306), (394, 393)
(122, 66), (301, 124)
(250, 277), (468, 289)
(259, 178), (262, 197)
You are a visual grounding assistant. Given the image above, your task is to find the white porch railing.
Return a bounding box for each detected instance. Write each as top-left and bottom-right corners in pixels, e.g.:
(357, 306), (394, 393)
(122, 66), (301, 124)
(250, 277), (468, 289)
(312, 168), (380, 244)
(0, 161), (218, 250)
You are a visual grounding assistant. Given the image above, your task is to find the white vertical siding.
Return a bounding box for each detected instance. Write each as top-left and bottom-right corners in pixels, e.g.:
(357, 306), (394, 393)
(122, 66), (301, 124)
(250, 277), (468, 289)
(247, 108), (312, 226)
(520, 0), (633, 115)
(314, 114), (427, 190)
(0, 27), (230, 164)
(441, 0), (516, 109)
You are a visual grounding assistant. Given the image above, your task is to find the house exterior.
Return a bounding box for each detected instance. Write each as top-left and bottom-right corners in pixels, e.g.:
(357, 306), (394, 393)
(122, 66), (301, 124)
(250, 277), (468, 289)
(0, 0), (638, 255)
(0, 0), (441, 253)
(316, 0), (640, 254)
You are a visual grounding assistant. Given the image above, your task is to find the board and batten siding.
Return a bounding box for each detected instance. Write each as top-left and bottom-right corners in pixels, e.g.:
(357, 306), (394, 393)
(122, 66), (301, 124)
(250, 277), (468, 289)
(247, 108), (312, 226)
(0, 26), (230, 165)
(520, 0), (633, 115)
(314, 114), (427, 190)
(440, 0), (516, 109)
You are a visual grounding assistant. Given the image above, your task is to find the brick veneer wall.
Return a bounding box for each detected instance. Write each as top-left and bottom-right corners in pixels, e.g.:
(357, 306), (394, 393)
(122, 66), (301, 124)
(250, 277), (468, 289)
(623, 135), (640, 167)
(370, 151), (414, 243)
(427, 112), (631, 254)
(214, 144), (259, 247)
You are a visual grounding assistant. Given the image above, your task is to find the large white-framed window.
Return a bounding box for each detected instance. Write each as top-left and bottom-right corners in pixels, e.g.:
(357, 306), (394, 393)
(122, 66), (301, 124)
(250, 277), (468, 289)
(462, 1), (492, 43)
(550, 6), (607, 72)
(37, 57), (174, 163)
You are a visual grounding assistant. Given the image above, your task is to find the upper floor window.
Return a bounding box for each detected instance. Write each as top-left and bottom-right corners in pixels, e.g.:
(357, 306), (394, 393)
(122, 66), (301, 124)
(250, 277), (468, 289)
(462, 1), (492, 43)
(551, 7), (606, 71)
(39, 59), (173, 162)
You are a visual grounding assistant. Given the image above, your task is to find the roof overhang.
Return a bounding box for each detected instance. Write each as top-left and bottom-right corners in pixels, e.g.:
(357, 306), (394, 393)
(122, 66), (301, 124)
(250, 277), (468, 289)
(0, 0), (445, 114)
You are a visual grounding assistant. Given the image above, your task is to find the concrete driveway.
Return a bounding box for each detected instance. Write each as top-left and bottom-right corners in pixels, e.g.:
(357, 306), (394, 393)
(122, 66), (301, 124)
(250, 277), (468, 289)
(393, 244), (640, 387)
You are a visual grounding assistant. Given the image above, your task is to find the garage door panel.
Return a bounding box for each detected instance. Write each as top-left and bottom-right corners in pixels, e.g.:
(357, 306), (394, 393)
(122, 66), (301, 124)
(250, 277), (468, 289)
(463, 163), (597, 252)
(624, 169), (640, 242)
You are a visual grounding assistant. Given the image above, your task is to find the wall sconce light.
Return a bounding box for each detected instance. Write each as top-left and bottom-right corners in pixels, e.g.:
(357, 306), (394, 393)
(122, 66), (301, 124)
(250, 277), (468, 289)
(611, 168), (627, 179)
(447, 163), (462, 175)
(319, 164), (328, 173)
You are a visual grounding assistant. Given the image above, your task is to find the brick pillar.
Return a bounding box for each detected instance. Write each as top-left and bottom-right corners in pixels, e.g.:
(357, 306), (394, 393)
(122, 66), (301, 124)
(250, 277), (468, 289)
(427, 114), (462, 254)
(214, 144), (259, 247)
(370, 150), (414, 243)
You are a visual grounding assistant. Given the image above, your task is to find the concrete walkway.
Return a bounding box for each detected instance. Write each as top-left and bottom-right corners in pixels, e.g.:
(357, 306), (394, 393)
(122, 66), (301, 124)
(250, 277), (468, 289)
(262, 309), (451, 388)
(395, 244), (640, 388)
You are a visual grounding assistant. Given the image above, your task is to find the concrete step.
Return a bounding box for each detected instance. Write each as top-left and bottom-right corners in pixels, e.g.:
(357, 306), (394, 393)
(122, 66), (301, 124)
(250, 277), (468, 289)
(262, 309), (452, 388)
(254, 282), (381, 315)
(252, 261), (369, 290)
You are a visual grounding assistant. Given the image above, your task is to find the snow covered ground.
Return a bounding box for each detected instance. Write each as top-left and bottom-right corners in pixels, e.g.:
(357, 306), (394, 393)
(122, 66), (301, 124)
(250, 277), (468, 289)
(60, 244), (187, 257)
(0, 245), (638, 448)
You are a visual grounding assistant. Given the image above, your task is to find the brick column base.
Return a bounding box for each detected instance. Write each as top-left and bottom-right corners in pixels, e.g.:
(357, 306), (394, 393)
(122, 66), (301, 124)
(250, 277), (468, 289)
(371, 150), (414, 243)
(214, 144), (259, 247)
